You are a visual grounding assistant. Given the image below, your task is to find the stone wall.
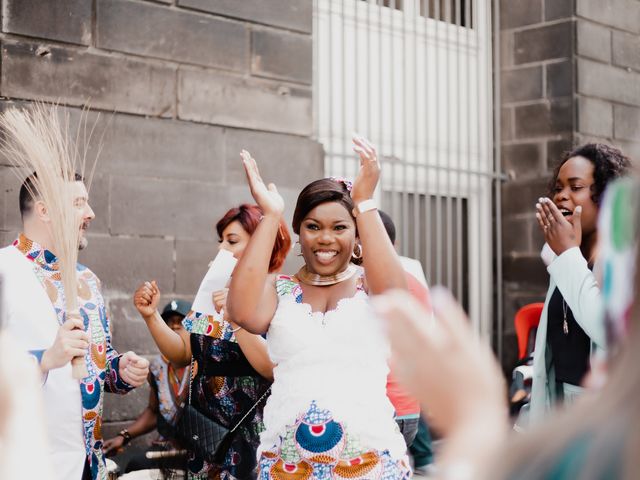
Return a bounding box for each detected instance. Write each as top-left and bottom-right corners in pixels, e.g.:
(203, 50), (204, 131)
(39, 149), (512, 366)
(0, 0), (321, 441)
(499, 0), (640, 370)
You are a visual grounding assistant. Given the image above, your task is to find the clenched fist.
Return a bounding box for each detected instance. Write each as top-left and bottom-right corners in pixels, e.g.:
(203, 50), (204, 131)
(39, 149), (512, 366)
(133, 281), (161, 320)
(118, 351), (149, 387)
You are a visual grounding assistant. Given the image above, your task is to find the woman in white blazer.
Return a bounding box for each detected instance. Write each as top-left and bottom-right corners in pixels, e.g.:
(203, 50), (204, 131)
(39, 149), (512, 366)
(529, 143), (630, 424)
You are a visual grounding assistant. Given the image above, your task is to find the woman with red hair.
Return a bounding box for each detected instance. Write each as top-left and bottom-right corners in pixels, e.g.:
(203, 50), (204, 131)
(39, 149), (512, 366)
(133, 204), (291, 479)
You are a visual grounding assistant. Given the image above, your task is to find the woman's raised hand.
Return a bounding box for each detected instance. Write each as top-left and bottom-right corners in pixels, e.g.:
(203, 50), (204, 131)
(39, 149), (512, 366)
(133, 281), (160, 320)
(351, 135), (381, 204)
(241, 150), (284, 217)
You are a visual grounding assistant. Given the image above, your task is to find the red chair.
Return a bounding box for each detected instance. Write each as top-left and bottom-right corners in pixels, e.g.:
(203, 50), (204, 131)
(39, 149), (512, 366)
(514, 303), (544, 360)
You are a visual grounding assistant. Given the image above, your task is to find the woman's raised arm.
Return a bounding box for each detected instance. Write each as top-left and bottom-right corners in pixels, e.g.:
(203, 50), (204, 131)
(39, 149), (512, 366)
(133, 281), (191, 367)
(227, 151), (281, 334)
(351, 136), (407, 294)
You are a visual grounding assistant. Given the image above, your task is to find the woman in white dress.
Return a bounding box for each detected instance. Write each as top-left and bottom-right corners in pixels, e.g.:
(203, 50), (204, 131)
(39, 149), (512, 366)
(228, 136), (411, 479)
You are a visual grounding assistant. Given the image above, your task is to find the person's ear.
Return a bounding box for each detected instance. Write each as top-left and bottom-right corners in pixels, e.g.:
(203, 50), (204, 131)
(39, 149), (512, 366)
(33, 200), (51, 223)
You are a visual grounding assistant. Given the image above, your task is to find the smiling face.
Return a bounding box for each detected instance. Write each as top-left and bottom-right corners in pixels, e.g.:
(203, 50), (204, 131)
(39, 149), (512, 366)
(218, 220), (251, 260)
(552, 155), (598, 237)
(299, 201), (357, 276)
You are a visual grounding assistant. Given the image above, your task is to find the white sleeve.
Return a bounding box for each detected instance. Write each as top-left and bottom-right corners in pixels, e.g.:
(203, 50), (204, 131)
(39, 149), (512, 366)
(547, 247), (605, 349)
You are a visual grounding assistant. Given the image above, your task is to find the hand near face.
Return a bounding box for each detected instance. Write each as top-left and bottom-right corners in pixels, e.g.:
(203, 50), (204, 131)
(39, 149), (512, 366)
(133, 281), (161, 319)
(241, 150), (284, 217)
(373, 288), (506, 435)
(535, 197), (582, 256)
(351, 135), (381, 204)
(118, 351), (149, 387)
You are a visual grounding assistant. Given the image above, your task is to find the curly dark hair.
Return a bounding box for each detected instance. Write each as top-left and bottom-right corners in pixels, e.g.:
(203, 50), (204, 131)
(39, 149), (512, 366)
(548, 143), (631, 205)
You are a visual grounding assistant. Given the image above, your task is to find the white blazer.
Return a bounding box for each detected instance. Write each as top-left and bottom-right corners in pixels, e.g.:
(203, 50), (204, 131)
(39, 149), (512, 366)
(529, 246), (606, 424)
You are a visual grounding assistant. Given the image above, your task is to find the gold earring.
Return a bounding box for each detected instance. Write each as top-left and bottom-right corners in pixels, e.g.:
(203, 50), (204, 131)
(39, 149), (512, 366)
(295, 241), (303, 257)
(352, 243), (363, 260)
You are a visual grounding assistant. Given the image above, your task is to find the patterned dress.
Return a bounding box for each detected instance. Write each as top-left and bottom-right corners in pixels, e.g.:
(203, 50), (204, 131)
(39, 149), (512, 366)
(12, 234), (133, 480)
(257, 275), (411, 480)
(182, 310), (271, 479)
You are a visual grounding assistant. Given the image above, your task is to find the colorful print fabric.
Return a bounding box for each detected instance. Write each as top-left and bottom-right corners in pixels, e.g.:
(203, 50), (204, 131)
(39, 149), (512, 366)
(13, 234), (133, 480)
(182, 310), (271, 479)
(258, 401), (411, 480)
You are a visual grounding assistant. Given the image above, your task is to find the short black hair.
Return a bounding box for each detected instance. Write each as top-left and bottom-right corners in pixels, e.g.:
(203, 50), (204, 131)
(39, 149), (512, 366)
(549, 143), (631, 206)
(378, 210), (396, 245)
(19, 171), (84, 219)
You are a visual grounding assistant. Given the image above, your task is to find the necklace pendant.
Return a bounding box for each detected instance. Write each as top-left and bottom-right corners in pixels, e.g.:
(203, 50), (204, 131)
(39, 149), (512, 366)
(563, 318), (569, 335)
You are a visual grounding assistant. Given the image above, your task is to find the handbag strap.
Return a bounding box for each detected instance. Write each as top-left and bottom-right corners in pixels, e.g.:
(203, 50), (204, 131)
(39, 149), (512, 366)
(229, 386), (271, 433)
(187, 356), (195, 406)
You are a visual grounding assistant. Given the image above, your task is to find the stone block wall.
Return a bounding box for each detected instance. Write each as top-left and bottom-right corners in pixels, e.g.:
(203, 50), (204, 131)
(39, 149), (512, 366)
(0, 0), (321, 439)
(499, 0), (640, 370)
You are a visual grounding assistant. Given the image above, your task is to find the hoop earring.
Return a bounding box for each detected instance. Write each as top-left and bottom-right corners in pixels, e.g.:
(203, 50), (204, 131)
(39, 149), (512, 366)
(352, 243), (363, 260)
(295, 241), (303, 257)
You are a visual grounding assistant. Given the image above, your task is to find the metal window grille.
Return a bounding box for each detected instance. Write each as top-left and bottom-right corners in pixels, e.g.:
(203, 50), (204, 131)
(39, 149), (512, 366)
(313, 0), (503, 356)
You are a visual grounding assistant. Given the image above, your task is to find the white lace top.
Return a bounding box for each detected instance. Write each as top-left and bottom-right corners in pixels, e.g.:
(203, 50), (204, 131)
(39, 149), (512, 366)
(258, 275), (407, 460)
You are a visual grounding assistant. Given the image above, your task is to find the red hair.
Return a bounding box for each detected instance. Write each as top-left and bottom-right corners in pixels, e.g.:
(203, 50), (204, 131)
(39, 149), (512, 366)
(216, 204), (291, 273)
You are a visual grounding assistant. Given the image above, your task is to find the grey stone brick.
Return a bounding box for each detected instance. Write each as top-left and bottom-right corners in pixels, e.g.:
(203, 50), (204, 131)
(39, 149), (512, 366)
(178, 69), (312, 135)
(611, 138), (640, 160)
(501, 142), (545, 177)
(175, 238), (218, 295)
(0, 165), (29, 231)
(1, 41), (176, 117)
(501, 30), (514, 67)
(577, 97), (613, 138)
(612, 30), (640, 71)
(251, 28), (312, 84)
(0, 229), (20, 247)
(86, 174), (109, 235)
(103, 382), (151, 422)
(502, 176), (551, 215)
(68, 111), (225, 183)
(502, 254), (549, 285)
(502, 217), (532, 255)
(614, 104), (640, 141)
(501, 107), (514, 141)
(577, 0), (640, 34)
(78, 235), (174, 296)
(546, 137), (573, 169)
(97, 0), (248, 72)
(110, 176), (229, 240)
(578, 58), (640, 106)
(225, 129), (323, 188)
(177, 0), (312, 33)
(108, 298), (159, 356)
(501, 66), (543, 103)
(514, 21), (573, 64)
(545, 0), (573, 20)
(499, 0), (542, 30)
(514, 99), (573, 138)
(2, 0), (91, 46)
(546, 60), (573, 98)
(576, 20), (611, 63)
